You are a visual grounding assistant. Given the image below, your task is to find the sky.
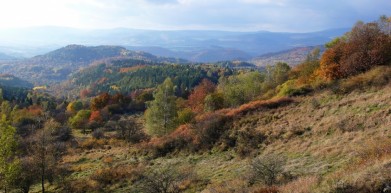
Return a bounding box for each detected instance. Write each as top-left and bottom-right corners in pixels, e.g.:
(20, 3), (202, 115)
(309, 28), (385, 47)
(0, 0), (390, 32)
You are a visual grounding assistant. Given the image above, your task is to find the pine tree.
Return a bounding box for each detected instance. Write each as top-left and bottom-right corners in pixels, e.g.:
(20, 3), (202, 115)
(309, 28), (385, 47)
(0, 114), (20, 193)
(145, 78), (178, 136)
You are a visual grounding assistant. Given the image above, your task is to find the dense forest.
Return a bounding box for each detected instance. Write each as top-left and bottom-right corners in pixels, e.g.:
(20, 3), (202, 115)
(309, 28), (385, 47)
(0, 16), (391, 193)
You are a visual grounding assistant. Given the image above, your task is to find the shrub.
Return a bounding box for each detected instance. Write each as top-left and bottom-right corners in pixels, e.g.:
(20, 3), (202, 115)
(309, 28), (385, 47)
(338, 65), (391, 93)
(137, 165), (191, 193)
(194, 112), (227, 149)
(90, 165), (143, 186)
(224, 97), (293, 118)
(146, 125), (195, 157)
(79, 138), (107, 149)
(92, 128), (105, 139)
(250, 154), (286, 186)
(204, 93), (224, 112)
(276, 80), (312, 97)
(177, 108), (195, 125)
(231, 127), (266, 157)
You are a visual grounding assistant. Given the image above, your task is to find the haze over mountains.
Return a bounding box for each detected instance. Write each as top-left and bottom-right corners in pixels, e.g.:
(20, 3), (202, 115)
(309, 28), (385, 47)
(0, 26), (348, 62)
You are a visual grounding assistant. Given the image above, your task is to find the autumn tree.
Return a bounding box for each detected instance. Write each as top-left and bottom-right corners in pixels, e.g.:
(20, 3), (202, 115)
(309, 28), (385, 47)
(263, 62), (291, 91)
(69, 110), (91, 133)
(0, 115), (20, 193)
(291, 48), (321, 84)
(90, 92), (110, 111)
(188, 79), (216, 113)
(30, 119), (64, 193)
(89, 110), (103, 123)
(319, 17), (391, 80)
(145, 78), (178, 136)
(113, 117), (146, 143)
(204, 93), (224, 112)
(66, 101), (83, 114)
(218, 71), (264, 107)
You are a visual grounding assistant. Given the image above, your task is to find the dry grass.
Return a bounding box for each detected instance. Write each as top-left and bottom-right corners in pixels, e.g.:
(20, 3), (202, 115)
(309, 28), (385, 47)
(59, 81), (391, 192)
(222, 97), (294, 118)
(339, 65), (391, 93)
(279, 176), (319, 193)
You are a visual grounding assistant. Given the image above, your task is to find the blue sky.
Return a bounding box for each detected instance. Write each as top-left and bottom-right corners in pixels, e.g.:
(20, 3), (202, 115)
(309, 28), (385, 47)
(0, 0), (390, 32)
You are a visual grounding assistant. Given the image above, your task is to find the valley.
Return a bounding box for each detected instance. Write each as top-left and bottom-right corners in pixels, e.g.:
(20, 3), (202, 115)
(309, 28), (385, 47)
(0, 14), (390, 193)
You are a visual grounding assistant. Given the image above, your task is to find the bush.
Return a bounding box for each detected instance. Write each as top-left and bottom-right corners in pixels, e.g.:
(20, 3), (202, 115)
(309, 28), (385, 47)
(250, 154), (286, 186)
(194, 112), (227, 150)
(276, 80), (312, 97)
(137, 165), (191, 193)
(79, 138), (107, 149)
(92, 128), (105, 139)
(177, 108), (195, 125)
(338, 65), (391, 93)
(146, 125), (195, 157)
(90, 165), (143, 186)
(233, 128), (266, 157)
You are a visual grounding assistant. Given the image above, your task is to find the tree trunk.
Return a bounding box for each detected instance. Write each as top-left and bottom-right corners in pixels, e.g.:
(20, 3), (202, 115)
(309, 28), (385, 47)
(41, 167), (45, 193)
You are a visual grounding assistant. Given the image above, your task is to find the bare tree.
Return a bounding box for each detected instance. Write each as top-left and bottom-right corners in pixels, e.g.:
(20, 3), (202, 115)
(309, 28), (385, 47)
(116, 117), (146, 143)
(29, 119), (61, 193)
(138, 165), (189, 193)
(250, 154), (286, 186)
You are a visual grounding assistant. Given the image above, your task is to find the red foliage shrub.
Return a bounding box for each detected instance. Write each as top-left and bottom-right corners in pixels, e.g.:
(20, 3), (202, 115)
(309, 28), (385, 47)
(27, 105), (43, 116)
(89, 110), (103, 123)
(223, 97), (293, 118)
(142, 124), (196, 157)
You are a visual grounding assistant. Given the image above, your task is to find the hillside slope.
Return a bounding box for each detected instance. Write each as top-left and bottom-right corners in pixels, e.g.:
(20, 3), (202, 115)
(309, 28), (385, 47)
(57, 80), (391, 192)
(0, 74), (33, 88)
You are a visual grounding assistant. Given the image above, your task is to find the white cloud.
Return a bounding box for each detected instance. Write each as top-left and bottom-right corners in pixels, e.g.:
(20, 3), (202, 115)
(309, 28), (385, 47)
(0, 0), (389, 31)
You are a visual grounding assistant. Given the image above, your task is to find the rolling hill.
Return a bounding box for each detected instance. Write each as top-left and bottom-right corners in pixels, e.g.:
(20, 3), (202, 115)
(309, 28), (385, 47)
(0, 45), (188, 85)
(251, 46), (325, 67)
(0, 74), (33, 88)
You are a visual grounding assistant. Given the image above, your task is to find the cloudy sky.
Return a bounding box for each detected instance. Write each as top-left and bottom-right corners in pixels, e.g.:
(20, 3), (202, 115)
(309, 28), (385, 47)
(0, 0), (390, 32)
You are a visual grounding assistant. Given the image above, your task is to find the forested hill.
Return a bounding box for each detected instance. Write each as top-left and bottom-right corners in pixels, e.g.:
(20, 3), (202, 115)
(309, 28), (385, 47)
(0, 45), (188, 85)
(57, 58), (233, 98)
(0, 74), (33, 88)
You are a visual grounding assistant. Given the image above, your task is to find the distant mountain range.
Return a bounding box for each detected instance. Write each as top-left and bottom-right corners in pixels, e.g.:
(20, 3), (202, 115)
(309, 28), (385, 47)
(0, 45), (187, 85)
(0, 27), (348, 62)
(0, 52), (18, 61)
(251, 46), (325, 67)
(0, 43), (330, 86)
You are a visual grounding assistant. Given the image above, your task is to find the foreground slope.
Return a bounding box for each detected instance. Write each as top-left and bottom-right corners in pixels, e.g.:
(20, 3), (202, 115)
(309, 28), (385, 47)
(55, 79), (391, 192)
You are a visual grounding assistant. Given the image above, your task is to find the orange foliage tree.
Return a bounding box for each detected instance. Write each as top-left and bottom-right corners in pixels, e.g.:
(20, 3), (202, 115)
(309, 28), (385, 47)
(89, 110), (103, 123)
(187, 79), (216, 113)
(318, 17), (391, 80)
(90, 93), (110, 111)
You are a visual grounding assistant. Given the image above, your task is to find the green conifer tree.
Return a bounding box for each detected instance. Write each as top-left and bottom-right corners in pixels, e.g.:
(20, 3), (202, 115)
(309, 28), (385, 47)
(0, 114), (20, 192)
(145, 78), (178, 136)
